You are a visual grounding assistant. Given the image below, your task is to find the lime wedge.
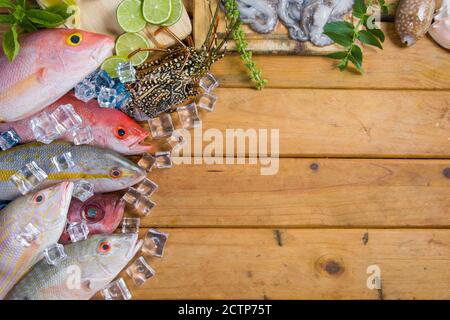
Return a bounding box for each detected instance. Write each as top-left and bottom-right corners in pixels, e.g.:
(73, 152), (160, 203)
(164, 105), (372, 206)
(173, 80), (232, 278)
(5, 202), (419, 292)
(115, 32), (150, 66)
(142, 0), (172, 25)
(117, 0), (147, 33)
(161, 0), (182, 26)
(101, 55), (128, 78)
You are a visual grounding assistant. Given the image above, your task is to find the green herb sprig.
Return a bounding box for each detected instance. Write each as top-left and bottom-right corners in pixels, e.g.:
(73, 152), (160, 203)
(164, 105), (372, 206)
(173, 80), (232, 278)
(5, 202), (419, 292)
(324, 0), (390, 73)
(0, 0), (73, 61)
(223, 0), (267, 90)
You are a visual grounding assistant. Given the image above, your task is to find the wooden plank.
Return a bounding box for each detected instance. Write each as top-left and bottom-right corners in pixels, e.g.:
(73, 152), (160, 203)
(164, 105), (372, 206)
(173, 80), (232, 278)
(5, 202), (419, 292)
(142, 88), (450, 158)
(210, 23), (450, 89)
(136, 158), (450, 228)
(117, 228), (450, 299)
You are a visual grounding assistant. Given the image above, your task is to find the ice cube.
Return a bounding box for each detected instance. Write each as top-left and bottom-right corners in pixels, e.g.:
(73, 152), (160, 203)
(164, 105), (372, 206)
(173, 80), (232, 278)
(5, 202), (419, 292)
(98, 87), (117, 108)
(73, 180), (94, 202)
(155, 151), (172, 169)
(136, 178), (158, 197)
(133, 196), (156, 217)
(16, 223), (40, 247)
(74, 81), (96, 102)
(101, 278), (132, 300)
(148, 113), (174, 139)
(137, 153), (156, 172)
(43, 243), (67, 265)
(0, 129), (20, 150)
(67, 220), (89, 242)
(72, 126), (94, 145)
(51, 152), (75, 172)
(51, 104), (83, 133)
(113, 82), (131, 109)
(197, 93), (218, 112)
(122, 188), (141, 206)
(94, 70), (115, 94)
(165, 130), (186, 152)
(199, 72), (219, 93)
(116, 61), (136, 83)
(30, 112), (63, 144)
(9, 161), (48, 195)
(142, 229), (168, 257)
(121, 217), (140, 233)
(177, 103), (201, 129)
(126, 256), (155, 286)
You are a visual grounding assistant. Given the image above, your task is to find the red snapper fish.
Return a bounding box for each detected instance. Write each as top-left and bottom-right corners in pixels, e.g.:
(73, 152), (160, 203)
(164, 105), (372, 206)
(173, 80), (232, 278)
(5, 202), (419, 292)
(0, 93), (153, 155)
(0, 29), (114, 122)
(59, 193), (126, 244)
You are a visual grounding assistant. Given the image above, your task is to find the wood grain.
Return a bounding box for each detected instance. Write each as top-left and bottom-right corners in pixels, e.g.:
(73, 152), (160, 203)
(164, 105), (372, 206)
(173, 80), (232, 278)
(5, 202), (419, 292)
(120, 228), (450, 300)
(135, 158), (450, 228)
(143, 88), (450, 158)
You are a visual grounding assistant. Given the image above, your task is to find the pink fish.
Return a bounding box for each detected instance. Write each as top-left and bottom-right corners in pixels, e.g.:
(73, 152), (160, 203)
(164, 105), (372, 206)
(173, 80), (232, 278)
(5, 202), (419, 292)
(59, 193), (125, 244)
(0, 29), (114, 122)
(0, 93), (153, 155)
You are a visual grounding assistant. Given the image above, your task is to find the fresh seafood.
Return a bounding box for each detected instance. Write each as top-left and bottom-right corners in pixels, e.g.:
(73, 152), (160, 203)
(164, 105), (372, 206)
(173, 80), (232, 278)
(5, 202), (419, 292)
(395, 0), (436, 46)
(222, 0), (279, 34)
(0, 182), (74, 299)
(0, 93), (153, 155)
(429, 0), (450, 49)
(6, 234), (141, 300)
(0, 29), (114, 122)
(0, 142), (145, 201)
(124, 5), (238, 119)
(277, 0), (305, 40)
(59, 194), (126, 244)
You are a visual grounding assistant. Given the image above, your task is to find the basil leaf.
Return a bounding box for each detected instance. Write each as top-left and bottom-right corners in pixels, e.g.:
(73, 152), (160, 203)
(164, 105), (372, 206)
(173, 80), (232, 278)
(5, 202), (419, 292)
(368, 28), (385, 43)
(323, 31), (353, 48)
(12, 3), (25, 22)
(337, 58), (348, 71)
(349, 45), (363, 71)
(352, 0), (367, 18)
(358, 30), (383, 49)
(327, 51), (348, 60)
(324, 21), (355, 36)
(46, 4), (75, 20)
(2, 24), (20, 62)
(0, 13), (15, 24)
(0, 0), (14, 9)
(25, 9), (65, 27)
(19, 16), (37, 32)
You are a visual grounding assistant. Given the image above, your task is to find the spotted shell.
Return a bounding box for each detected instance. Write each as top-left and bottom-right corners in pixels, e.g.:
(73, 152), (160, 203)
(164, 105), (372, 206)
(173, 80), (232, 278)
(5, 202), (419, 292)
(395, 0), (436, 46)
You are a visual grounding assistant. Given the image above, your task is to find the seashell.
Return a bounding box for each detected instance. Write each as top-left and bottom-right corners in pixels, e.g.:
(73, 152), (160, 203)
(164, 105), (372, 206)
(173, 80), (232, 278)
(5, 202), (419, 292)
(429, 0), (450, 49)
(395, 0), (436, 46)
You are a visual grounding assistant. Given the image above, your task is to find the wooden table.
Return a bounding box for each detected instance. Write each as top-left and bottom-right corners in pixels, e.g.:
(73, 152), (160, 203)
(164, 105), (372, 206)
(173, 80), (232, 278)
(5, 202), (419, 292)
(124, 1), (450, 300)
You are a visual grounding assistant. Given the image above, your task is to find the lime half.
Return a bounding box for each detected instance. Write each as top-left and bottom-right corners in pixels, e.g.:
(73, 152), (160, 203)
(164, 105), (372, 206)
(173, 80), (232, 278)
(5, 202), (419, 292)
(161, 0), (182, 26)
(101, 55), (128, 78)
(142, 0), (172, 25)
(115, 32), (150, 66)
(117, 0), (147, 33)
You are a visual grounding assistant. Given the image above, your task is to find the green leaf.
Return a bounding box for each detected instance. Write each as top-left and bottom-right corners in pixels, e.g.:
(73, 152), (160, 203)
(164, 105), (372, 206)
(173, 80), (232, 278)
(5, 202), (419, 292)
(0, 0), (14, 9)
(46, 4), (75, 20)
(19, 16), (37, 32)
(0, 13), (15, 24)
(353, 0), (367, 18)
(368, 27), (385, 42)
(337, 58), (349, 71)
(349, 45), (363, 71)
(2, 24), (20, 62)
(25, 9), (65, 27)
(12, 3), (25, 22)
(358, 30), (383, 49)
(324, 21), (355, 36)
(323, 31), (353, 48)
(327, 51), (348, 60)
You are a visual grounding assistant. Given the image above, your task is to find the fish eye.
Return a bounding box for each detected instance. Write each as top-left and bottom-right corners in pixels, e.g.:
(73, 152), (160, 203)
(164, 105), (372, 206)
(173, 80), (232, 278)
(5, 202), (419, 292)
(110, 168), (122, 178)
(82, 204), (105, 223)
(67, 33), (82, 46)
(33, 193), (45, 204)
(98, 241), (112, 254)
(114, 126), (128, 140)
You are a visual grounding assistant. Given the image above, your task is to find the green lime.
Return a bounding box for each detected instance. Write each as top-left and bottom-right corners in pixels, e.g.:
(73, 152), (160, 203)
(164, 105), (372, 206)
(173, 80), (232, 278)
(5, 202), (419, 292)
(142, 0), (172, 25)
(117, 0), (147, 32)
(161, 0), (182, 26)
(115, 32), (150, 66)
(101, 55), (128, 78)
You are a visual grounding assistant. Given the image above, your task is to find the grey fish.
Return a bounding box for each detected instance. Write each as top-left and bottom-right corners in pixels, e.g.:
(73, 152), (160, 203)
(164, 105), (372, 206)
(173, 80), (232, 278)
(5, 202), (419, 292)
(0, 141), (145, 201)
(6, 233), (141, 300)
(0, 182), (74, 299)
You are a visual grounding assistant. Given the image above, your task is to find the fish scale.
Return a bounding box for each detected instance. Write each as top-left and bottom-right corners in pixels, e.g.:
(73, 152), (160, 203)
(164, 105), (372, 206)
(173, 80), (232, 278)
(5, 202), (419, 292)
(0, 141), (145, 201)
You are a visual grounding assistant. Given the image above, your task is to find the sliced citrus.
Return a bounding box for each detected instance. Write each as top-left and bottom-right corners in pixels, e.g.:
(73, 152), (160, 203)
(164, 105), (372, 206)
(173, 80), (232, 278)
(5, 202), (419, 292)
(117, 0), (147, 33)
(161, 0), (182, 26)
(142, 0), (172, 25)
(101, 55), (128, 78)
(115, 32), (150, 66)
